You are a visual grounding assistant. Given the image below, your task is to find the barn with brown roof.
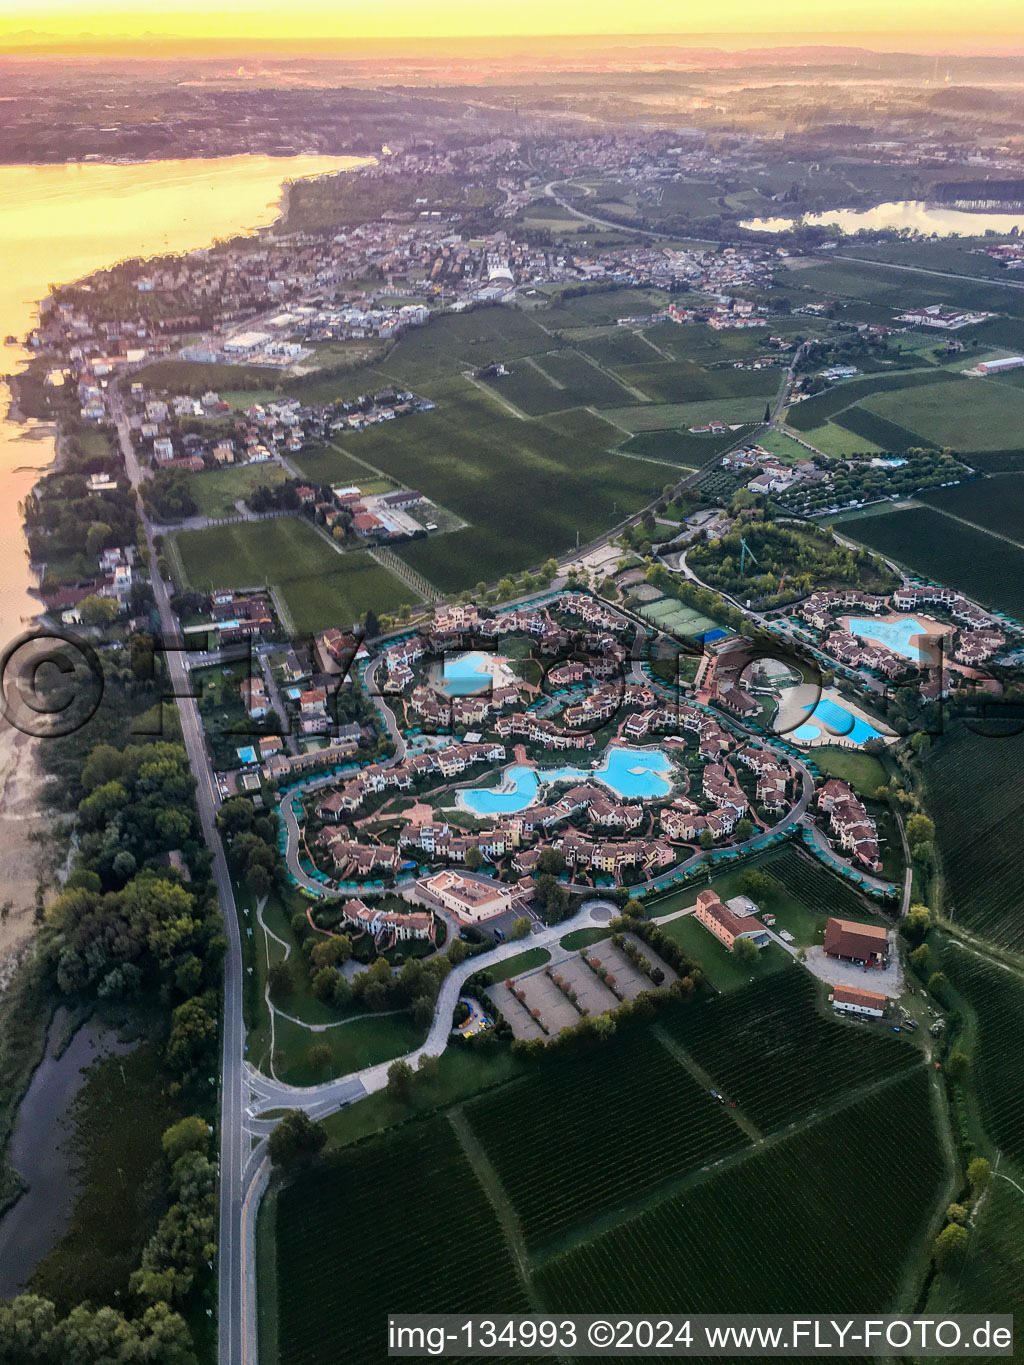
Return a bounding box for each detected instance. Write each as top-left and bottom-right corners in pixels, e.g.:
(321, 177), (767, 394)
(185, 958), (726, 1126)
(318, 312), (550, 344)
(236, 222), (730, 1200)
(823, 917), (888, 967)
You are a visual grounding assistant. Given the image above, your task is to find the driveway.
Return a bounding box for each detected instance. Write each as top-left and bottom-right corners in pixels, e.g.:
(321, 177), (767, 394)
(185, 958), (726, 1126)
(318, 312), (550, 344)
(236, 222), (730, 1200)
(804, 943), (903, 998)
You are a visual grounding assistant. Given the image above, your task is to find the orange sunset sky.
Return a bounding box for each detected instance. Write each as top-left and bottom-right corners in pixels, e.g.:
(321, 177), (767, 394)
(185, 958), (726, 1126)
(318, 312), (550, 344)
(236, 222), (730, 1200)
(1, 0), (1022, 50)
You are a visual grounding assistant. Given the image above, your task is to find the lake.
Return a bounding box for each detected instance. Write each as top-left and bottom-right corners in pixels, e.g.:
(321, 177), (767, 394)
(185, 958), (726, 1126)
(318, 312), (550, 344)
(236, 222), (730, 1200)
(0, 152), (370, 649)
(0, 1012), (133, 1298)
(742, 200), (1024, 237)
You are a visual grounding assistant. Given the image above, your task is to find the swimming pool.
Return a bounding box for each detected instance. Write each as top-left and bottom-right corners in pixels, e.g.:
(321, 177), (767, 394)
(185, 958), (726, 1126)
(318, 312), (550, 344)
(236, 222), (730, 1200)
(236, 745), (258, 765)
(846, 616), (927, 661)
(439, 651), (501, 696)
(795, 697), (885, 747)
(461, 745), (674, 815)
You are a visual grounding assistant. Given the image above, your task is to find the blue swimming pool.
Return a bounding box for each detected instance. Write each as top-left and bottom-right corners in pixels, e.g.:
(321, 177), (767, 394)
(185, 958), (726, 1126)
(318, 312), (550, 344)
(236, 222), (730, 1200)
(462, 745), (673, 815)
(439, 651), (499, 696)
(846, 616), (925, 661)
(796, 697), (885, 746)
(236, 745), (258, 765)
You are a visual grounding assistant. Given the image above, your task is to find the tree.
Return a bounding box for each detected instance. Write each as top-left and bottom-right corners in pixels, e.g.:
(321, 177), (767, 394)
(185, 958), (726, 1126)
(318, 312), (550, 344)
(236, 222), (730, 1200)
(447, 937), (468, 965)
(909, 943), (932, 975)
(161, 1115), (210, 1165)
(734, 818), (754, 841)
(364, 609), (380, 639)
(932, 1222), (968, 1272)
(85, 521), (113, 556)
(166, 996), (217, 1074)
(267, 960), (293, 1000)
(968, 1157), (992, 1190)
(946, 1050), (971, 1083)
(311, 966), (341, 1000)
(905, 813), (935, 845)
(307, 1042), (332, 1075)
(386, 1058), (415, 1103)
(623, 898), (645, 918)
(927, 971), (949, 1000)
(699, 829), (715, 850)
(267, 1110), (325, 1166)
(464, 846), (483, 871)
(310, 935), (352, 970)
(902, 903), (931, 944)
(732, 935), (760, 964)
(536, 847), (567, 876)
(945, 1202), (968, 1225)
(77, 594), (120, 627)
(509, 916), (531, 940)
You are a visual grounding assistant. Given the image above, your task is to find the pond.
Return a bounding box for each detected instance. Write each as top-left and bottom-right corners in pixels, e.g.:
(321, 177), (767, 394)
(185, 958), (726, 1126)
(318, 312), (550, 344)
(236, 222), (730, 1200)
(0, 1012), (133, 1298)
(742, 200), (1024, 237)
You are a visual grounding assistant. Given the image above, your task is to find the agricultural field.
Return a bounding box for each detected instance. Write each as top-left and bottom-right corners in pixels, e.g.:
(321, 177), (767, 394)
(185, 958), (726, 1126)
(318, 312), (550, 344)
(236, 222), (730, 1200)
(188, 461), (287, 518)
(463, 1027), (748, 1252)
(922, 724), (1024, 954)
(603, 398), (766, 432)
(611, 359), (779, 406)
(785, 257), (1024, 320)
(797, 420), (882, 460)
(938, 943), (1024, 1167)
(862, 376), (1024, 451)
(753, 429), (814, 464)
(272, 1116), (531, 1365)
(172, 518), (406, 632)
(288, 441), (389, 489)
(837, 505), (1024, 620)
(621, 427), (748, 467)
(928, 1177), (1024, 1326)
(533, 348), (638, 407)
(535, 1070), (944, 1315)
(658, 970), (919, 1132)
(830, 406), (928, 451)
(785, 370), (958, 432)
(921, 473), (1024, 545)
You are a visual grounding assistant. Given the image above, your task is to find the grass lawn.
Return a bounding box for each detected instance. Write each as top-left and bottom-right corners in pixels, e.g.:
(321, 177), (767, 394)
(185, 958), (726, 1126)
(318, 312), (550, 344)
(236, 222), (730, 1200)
(658, 912), (792, 991)
(173, 518), (407, 631)
(270, 1011), (425, 1087)
(800, 419), (883, 459)
(479, 947), (550, 981)
(862, 376), (1024, 451)
(755, 429), (816, 464)
(809, 746), (890, 793)
(189, 462), (287, 517)
(559, 926), (610, 951)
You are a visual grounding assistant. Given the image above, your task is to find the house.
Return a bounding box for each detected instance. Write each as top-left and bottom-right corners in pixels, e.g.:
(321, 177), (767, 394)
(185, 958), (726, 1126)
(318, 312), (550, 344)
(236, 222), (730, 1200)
(831, 984), (887, 1018)
(239, 677), (268, 720)
(418, 870), (518, 923)
(823, 917), (888, 967)
(693, 889), (770, 951)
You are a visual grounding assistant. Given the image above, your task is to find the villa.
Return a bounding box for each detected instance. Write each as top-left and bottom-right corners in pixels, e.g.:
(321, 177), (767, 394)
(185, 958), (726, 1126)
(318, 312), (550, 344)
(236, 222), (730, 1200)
(339, 897), (436, 949)
(419, 870), (520, 923)
(694, 889), (770, 951)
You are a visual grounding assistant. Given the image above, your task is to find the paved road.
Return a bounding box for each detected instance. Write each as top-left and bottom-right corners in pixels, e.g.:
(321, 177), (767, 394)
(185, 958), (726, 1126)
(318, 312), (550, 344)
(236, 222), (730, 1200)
(111, 388), (248, 1365)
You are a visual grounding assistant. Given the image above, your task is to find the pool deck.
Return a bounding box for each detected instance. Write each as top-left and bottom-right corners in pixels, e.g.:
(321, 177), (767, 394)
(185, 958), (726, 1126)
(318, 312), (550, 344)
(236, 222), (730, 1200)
(774, 683), (897, 749)
(839, 611), (951, 667)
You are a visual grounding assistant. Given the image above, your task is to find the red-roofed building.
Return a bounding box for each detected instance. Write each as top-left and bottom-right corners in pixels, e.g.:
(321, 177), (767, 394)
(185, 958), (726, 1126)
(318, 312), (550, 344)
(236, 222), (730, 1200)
(823, 917), (888, 967)
(694, 889), (770, 951)
(831, 984), (887, 1017)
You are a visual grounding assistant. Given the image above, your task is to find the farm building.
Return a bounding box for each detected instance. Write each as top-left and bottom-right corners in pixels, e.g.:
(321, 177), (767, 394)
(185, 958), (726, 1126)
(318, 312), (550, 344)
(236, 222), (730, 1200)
(823, 917), (888, 968)
(694, 890), (770, 952)
(831, 984), (887, 1018)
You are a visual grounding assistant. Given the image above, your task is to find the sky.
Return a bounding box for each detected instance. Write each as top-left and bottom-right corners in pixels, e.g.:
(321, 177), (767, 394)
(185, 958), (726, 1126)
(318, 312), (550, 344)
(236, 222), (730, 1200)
(1, 0), (1023, 49)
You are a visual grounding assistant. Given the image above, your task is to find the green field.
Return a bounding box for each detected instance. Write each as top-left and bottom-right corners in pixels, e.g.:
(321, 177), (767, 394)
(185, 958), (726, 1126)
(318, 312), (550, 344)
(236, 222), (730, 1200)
(612, 359), (779, 405)
(658, 970), (918, 1132)
(189, 462), (287, 517)
(798, 420), (882, 459)
(173, 518), (406, 632)
(535, 1070), (943, 1314)
(923, 725), (1024, 953)
(273, 1116), (532, 1365)
(862, 377), (1024, 451)
(753, 428), (813, 464)
(658, 913), (793, 991)
(921, 473), (1024, 546)
(534, 348), (638, 406)
(603, 397), (766, 432)
(621, 426), (747, 467)
(785, 370), (959, 431)
(836, 505), (1024, 620)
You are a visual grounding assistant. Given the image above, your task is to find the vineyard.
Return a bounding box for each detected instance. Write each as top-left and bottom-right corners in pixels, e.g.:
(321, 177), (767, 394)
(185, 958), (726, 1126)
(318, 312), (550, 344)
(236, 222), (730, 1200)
(922, 473), (1024, 546)
(785, 371), (958, 431)
(534, 1071), (944, 1314)
(760, 845), (885, 924)
(939, 943), (1024, 1166)
(839, 505), (1024, 620)
(931, 1179), (1024, 1324)
(831, 405), (933, 450)
(923, 724), (1024, 952)
(463, 1025), (748, 1252)
(658, 972), (920, 1132)
(273, 1116), (529, 1365)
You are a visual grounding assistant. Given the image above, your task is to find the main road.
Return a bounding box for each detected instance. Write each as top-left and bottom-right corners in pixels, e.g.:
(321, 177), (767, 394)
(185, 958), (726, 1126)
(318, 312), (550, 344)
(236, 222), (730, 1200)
(110, 388), (248, 1365)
